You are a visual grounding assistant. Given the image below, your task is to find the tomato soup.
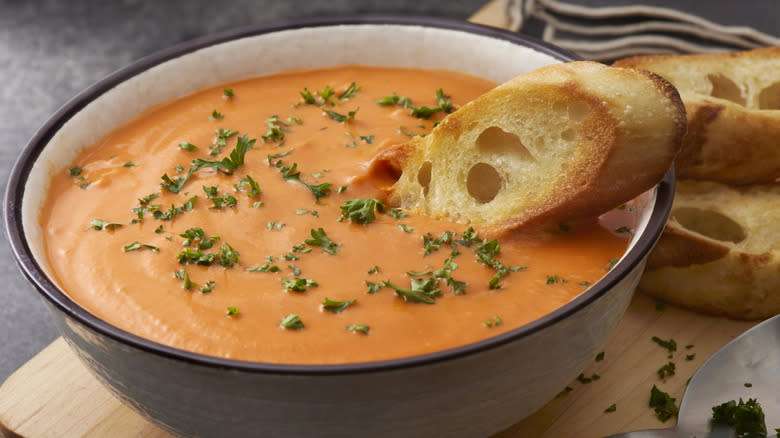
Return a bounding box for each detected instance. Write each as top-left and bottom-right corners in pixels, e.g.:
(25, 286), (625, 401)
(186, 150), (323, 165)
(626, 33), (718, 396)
(40, 65), (633, 364)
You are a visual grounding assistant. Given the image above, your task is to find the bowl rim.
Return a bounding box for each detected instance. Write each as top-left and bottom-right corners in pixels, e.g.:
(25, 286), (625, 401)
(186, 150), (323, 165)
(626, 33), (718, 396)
(4, 15), (674, 375)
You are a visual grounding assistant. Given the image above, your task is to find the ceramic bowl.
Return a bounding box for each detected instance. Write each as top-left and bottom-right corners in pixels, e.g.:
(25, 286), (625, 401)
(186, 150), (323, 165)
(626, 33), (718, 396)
(4, 16), (674, 438)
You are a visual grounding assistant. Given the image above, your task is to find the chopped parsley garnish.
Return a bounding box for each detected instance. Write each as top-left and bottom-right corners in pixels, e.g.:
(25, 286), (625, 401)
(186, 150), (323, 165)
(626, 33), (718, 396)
(160, 169), (194, 194)
(69, 166), (82, 177)
(377, 88), (454, 119)
(367, 266), (379, 274)
(595, 351), (605, 361)
(383, 278), (440, 304)
(226, 306), (240, 316)
(90, 219), (122, 231)
(397, 224), (414, 233)
(359, 135), (374, 144)
(321, 297), (356, 313)
(246, 263), (280, 273)
(209, 110), (224, 120)
(281, 277), (318, 292)
(657, 361), (676, 379)
(339, 198), (384, 224)
(223, 88), (234, 98)
(191, 134), (255, 175)
(686, 354), (696, 361)
(180, 227), (219, 250)
(200, 281), (215, 293)
(261, 115), (290, 143)
(217, 242), (240, 268)
(211, 128), (238, 156)
(607, 258), (619, 270)
(178, 141), (198, 151)
(365, 281), (383, 294)
(388, 208), (407, 219)
(267, 221), (286, 231)
(305, 228), (338, 255)
(651, 336), (677, 353)
(484, 316), (502, 327)
(346, 325), (369, 334)
(711, 398), (767, 437)
(576, 373), (598, 384)
(234, 175), (261, 197)
(269, 158), (332, 201)
(79, 182), (91, 190)
(123, 161), (135, 167)
(154, 225), (164, 234)
(649, 385), (678, 422)
(605, 404), (617, 413)
(280, 314), (304, 330)
(339, 82), (361, 100)
(324, 107), (359, 123)
(174, 269), (197, 290)
(432, 257), (467, 295)
(123, 242), (159, 252)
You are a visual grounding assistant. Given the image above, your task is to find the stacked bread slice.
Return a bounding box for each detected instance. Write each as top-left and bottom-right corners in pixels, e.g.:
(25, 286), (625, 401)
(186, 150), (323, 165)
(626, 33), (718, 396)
(614, 47), (780, 319)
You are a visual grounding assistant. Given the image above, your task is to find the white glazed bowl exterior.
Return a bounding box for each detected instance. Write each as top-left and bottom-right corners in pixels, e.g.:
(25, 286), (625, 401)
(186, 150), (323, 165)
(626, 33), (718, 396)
(5, 16), (674, 438)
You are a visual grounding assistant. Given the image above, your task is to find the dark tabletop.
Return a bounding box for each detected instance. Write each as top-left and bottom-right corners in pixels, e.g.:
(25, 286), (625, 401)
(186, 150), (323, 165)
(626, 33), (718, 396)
(0, 0), (490, 383)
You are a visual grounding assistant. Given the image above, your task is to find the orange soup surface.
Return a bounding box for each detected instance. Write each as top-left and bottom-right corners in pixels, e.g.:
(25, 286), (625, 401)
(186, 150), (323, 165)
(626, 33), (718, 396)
(41, 65), (634, 364)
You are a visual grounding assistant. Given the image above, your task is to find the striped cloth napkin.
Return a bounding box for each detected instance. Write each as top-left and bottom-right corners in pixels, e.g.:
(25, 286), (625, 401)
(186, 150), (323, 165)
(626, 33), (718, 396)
(503, 0), (780, 61)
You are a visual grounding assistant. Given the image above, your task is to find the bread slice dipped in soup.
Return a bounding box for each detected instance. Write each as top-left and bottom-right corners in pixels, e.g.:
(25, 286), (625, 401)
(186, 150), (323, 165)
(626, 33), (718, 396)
(40, 63), (685, 364)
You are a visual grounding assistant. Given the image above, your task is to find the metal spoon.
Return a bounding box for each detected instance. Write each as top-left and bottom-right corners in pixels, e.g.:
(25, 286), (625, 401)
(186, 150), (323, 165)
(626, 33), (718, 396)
(606, 315), (780, 438)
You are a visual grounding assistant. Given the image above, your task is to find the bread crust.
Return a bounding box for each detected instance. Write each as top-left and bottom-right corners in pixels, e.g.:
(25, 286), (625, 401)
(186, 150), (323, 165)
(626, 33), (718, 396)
(614, 46), (780, 185)
(639, 180), (780, 319)
(371, 61), (686, 232)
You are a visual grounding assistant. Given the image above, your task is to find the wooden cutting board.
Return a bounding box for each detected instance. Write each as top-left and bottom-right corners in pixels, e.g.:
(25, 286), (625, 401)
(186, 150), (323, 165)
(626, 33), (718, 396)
(0, 292), (756, 438)
(0, 3), (760, 437)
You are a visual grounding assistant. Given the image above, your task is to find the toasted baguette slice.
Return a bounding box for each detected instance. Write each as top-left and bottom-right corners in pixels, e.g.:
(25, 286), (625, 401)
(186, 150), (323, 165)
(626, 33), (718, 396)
(614, 47), (780, 185)
(639, 180), (780, 319)
(371, 61), (686, 231)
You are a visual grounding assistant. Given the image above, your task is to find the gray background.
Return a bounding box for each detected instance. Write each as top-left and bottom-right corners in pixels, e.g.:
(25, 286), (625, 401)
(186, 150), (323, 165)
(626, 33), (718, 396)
(0, 0), (491, 383)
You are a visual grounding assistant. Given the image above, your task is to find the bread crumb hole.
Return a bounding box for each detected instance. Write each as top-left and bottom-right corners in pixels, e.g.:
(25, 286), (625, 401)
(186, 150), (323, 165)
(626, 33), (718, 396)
(561, 128), (577, 141)
(673, 206), (746, 243)
(476, 126), (533, 161)
(707, 73), (746, 106)
(758, 81), (780, 110)
(568, 101), (590, 121)
(467, 163), (502, 204)
(553, 101), (567, 115)
(417, 161), (432, 196)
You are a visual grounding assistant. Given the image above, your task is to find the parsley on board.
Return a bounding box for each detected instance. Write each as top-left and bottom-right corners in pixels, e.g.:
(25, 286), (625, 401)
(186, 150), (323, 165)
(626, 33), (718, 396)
(649, 385), (678, 422)
(651, 336), (678, 353)
(657, 361), (676, 379)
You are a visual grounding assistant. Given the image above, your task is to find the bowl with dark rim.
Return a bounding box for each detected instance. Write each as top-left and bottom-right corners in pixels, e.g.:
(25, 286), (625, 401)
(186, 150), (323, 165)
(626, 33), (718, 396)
(4, 15), (674, 438)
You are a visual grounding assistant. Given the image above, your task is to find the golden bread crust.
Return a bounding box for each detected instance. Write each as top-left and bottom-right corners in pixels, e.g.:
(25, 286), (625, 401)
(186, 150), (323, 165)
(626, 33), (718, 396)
(614, 46), (780, 185)
(639, 180), (780, 319)
(372, 61), (686, 232)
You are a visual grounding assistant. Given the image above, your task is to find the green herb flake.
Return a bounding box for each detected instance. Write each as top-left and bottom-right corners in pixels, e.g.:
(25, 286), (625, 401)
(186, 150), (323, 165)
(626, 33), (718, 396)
(686, 354), (696, 361)
(305, 228), (338, 255)
(123, 242), (159, 252)
(123, 161), (135, 167)
(223, 88), (234, 98)
(79, 182), (92, 190)
(69, 166), (82, 177)
(179, 141), (198, 151)
(209, 110), (224, 120)
(605, 404), (617, 413)
(651, 336), (678, 353)
(340, 198), (385, 224)
(388, 208), (408, 219)
(397, 224), (414, 233)
(280, 314), (304, 330)
(226, 306), (240, 316)
(365, 281), (384, 294)
(346, 325), (369, 334)
(649, 385), (679, 422)
(595, 351), (605, 362)
(322, 297), (356, 313)
(657, 361), (676, 379)
(383, 279), (440, 304)
(200, 281), (215, 293)
(367, 266), (379, 275)
(90, 219), (122, 231)
(359, 135), (374, 144)
(246, 264), (280, 273)
(267, 221), (286, 231)
(281, 277), (318, 292)
(338, 82), (361, 100)
(174, 269), (197, 290)
(154, 225), (164, 234)
(711, 398), (767, 436)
